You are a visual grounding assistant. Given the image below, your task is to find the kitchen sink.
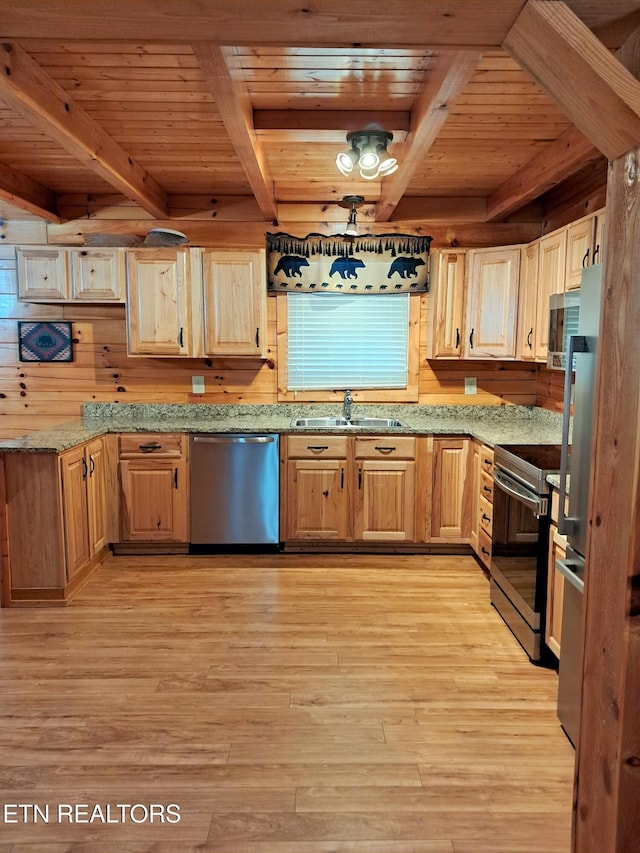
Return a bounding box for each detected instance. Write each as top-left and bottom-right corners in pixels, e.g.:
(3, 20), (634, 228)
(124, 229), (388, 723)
(291, 416), (407, 429)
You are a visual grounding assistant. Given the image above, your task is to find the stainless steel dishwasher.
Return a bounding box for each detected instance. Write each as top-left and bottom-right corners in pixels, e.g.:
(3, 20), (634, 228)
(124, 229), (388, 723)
(189, 434), (279, 546)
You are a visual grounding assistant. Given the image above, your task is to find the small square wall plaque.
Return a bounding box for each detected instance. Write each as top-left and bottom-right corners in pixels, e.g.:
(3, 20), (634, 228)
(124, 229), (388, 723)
(18, 321), (73, 363)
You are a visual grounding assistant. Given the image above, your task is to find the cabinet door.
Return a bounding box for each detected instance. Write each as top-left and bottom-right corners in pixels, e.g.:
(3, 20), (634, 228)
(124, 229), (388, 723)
(428, 250), (465, 358)
(464, 247), (520, 359)
(535, 229), (566, 360)
(86, 437), (109, 556)
(120, 458), (188, 542)
(518, 241), (539, 361)
(202, 250), (267, 356)
(546, 525), (567, 659)
(428, 437), (470, 542)
(17, 248), (69, 301)
(286, 458), (348, 540)
(354, 459), (415, 542)
(60, 446), (91, 580)
(71, 249), (126, 301)
(126, 250), (191, 356)
(565, 215), (594, 291)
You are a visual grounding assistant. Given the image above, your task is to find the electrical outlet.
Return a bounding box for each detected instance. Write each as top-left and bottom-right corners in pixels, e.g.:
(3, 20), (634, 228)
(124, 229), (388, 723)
(464, 376), (477, 395)
(192, 375), (205, 395)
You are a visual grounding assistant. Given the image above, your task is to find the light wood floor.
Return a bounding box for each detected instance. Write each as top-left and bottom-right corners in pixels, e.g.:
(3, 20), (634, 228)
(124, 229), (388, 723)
(0, 553), (575, 852)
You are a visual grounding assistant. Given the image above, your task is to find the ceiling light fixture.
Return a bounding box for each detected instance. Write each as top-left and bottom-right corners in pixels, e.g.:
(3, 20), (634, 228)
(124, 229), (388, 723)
(336, 130), (398, 180)
(341, 195), (364, 236)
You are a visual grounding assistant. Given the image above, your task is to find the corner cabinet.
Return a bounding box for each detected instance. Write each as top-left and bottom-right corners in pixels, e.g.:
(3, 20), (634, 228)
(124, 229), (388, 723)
(2, 435), (116, 605)
(464, 247), (521, 359)
(118, 433), (189, 544)
(125, 249), (192, 356)
(202, 249), (267, 357)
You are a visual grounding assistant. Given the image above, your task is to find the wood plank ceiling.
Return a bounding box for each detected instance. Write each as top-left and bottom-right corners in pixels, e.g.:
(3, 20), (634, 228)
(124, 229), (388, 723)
(0, 0), (635, 230)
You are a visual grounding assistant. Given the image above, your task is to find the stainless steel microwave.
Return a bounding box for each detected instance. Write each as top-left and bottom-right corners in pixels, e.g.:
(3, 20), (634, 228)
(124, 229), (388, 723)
(547, 289), (580, 370)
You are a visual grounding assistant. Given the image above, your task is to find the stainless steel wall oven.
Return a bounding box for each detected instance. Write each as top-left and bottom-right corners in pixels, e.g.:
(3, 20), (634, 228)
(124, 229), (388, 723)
(490, 444), (562, 664)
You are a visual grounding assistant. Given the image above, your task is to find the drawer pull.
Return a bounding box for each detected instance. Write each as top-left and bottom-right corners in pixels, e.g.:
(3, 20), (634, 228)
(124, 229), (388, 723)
(139, 442), (162, 452)
(481, 547), (490, 556)
(375, 446), (396, 454)
(482, 513), (491, 522)
(483, 484), (492, 493)
(340, 467), (344, 489)
(307, 445), (329, 452)
(484, 458), (492, 465)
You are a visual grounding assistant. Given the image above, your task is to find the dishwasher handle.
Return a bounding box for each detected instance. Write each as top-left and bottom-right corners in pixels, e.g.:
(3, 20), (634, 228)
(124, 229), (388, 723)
(191, 435), (276, 444)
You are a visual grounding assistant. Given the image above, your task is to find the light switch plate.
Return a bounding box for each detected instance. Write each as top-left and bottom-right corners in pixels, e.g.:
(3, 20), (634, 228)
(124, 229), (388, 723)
(464, 377), (477, 395)
(192, 375), (205, 395)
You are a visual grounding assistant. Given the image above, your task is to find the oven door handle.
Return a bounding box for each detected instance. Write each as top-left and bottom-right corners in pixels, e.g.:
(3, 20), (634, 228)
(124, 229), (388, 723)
(494, 469), (543, 515)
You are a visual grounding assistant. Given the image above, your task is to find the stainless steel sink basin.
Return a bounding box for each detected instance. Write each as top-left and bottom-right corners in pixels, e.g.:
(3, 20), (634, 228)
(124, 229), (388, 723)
(291, 416), (407, 429)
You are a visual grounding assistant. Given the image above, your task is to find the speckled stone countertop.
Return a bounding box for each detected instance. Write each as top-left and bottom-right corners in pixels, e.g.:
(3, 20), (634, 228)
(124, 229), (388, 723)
(0, 403), (564, 453)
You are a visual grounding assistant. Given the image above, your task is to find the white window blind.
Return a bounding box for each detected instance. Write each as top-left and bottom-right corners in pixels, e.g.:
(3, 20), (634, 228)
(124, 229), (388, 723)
(287, 293), (409, 390)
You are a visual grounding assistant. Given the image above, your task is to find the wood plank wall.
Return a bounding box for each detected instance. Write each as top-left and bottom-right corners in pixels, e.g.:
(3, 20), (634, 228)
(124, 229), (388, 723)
(0, 221), (559, 441)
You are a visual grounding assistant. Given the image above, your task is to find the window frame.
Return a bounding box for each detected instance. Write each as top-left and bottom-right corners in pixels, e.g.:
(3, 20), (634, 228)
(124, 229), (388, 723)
(276, 293), (421, 403)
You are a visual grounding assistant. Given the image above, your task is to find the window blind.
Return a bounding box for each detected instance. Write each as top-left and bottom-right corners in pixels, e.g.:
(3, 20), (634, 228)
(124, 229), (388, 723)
(287, 293), (409, 390)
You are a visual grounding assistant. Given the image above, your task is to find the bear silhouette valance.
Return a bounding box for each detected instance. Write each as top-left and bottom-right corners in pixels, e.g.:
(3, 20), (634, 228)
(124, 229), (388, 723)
(266, 232), (432, 294)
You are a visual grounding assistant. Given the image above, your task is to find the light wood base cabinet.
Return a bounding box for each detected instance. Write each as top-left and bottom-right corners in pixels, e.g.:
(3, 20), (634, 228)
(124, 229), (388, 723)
(1, 435), (115, 605)
(284, 435), (416, 544)
(546, 522), (567, 659)
(426, 436), (473, 543)
(118, 434), (189, 543)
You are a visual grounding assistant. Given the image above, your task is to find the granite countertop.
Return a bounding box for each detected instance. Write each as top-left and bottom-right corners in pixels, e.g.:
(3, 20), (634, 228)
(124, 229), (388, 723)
(0, 403), (564, 453)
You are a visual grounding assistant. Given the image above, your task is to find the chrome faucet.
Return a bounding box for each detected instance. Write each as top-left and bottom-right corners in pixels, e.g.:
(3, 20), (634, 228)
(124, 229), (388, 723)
(343, 389), (353, 421)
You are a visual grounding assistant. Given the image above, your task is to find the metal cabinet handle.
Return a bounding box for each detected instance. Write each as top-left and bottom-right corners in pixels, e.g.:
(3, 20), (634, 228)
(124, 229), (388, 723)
(582, 248), (590, 268)
(469, 328), (474, 348)
(455, 327), (460, 349)
(174, 467), (178, 489)
(89, 455), (95, 477)
(340, 467), (344, 489)
(482, 513), (491, 522)
(307, 445), (329, 452)
(375, 446), (395, 454)
(81, 457), (88, 480)
(139, 443), (162, 452)
(178, 327), (184, 348)
(527, 327), (533, 349)
(592, 244), (600, 264)
(483, 484), (492, 494)
(358, 468), (362, 489)
(255, 327), (260, 347)
(481, 546), (490, 556)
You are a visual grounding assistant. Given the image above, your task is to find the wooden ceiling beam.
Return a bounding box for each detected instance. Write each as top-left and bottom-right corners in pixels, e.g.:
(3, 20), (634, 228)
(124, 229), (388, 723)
(194, 45), (277, 222)
(486, 124), (601, 221)
(375, 50), (481, 223)
(0, 1), (636, 48)
(253, 110), (411, 135)
(0, 159), (60, 222)
(0, 43), (168, 219)
(503, 0), (640, 161)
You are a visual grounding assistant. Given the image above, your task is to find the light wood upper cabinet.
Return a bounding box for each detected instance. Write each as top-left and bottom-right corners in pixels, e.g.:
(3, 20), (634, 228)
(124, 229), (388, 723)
(118, 433), (189, 543)
(17, 246), (125, 302)
(126, 249), (191, 356)
(201, 249), (267, 357)
(517, 240), (539, 361)
(427, 250), (466, 359)
(464, 247), (521, 359)
(71, 249), (126, 301)
(534, 229), (566, 360)
(17, 247), (70, 301)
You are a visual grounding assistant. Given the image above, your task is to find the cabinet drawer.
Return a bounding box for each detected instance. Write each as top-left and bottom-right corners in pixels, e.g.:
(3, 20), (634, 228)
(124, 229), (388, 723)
(480, 469), (494, 503)
(119, 433), (186, 458)
(355, 436), (416, 460)
(480, 447), (494, 475)
(479, 494), (493, 535)
(287, 435), (348, 458)
(478, 529), (492, 569)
